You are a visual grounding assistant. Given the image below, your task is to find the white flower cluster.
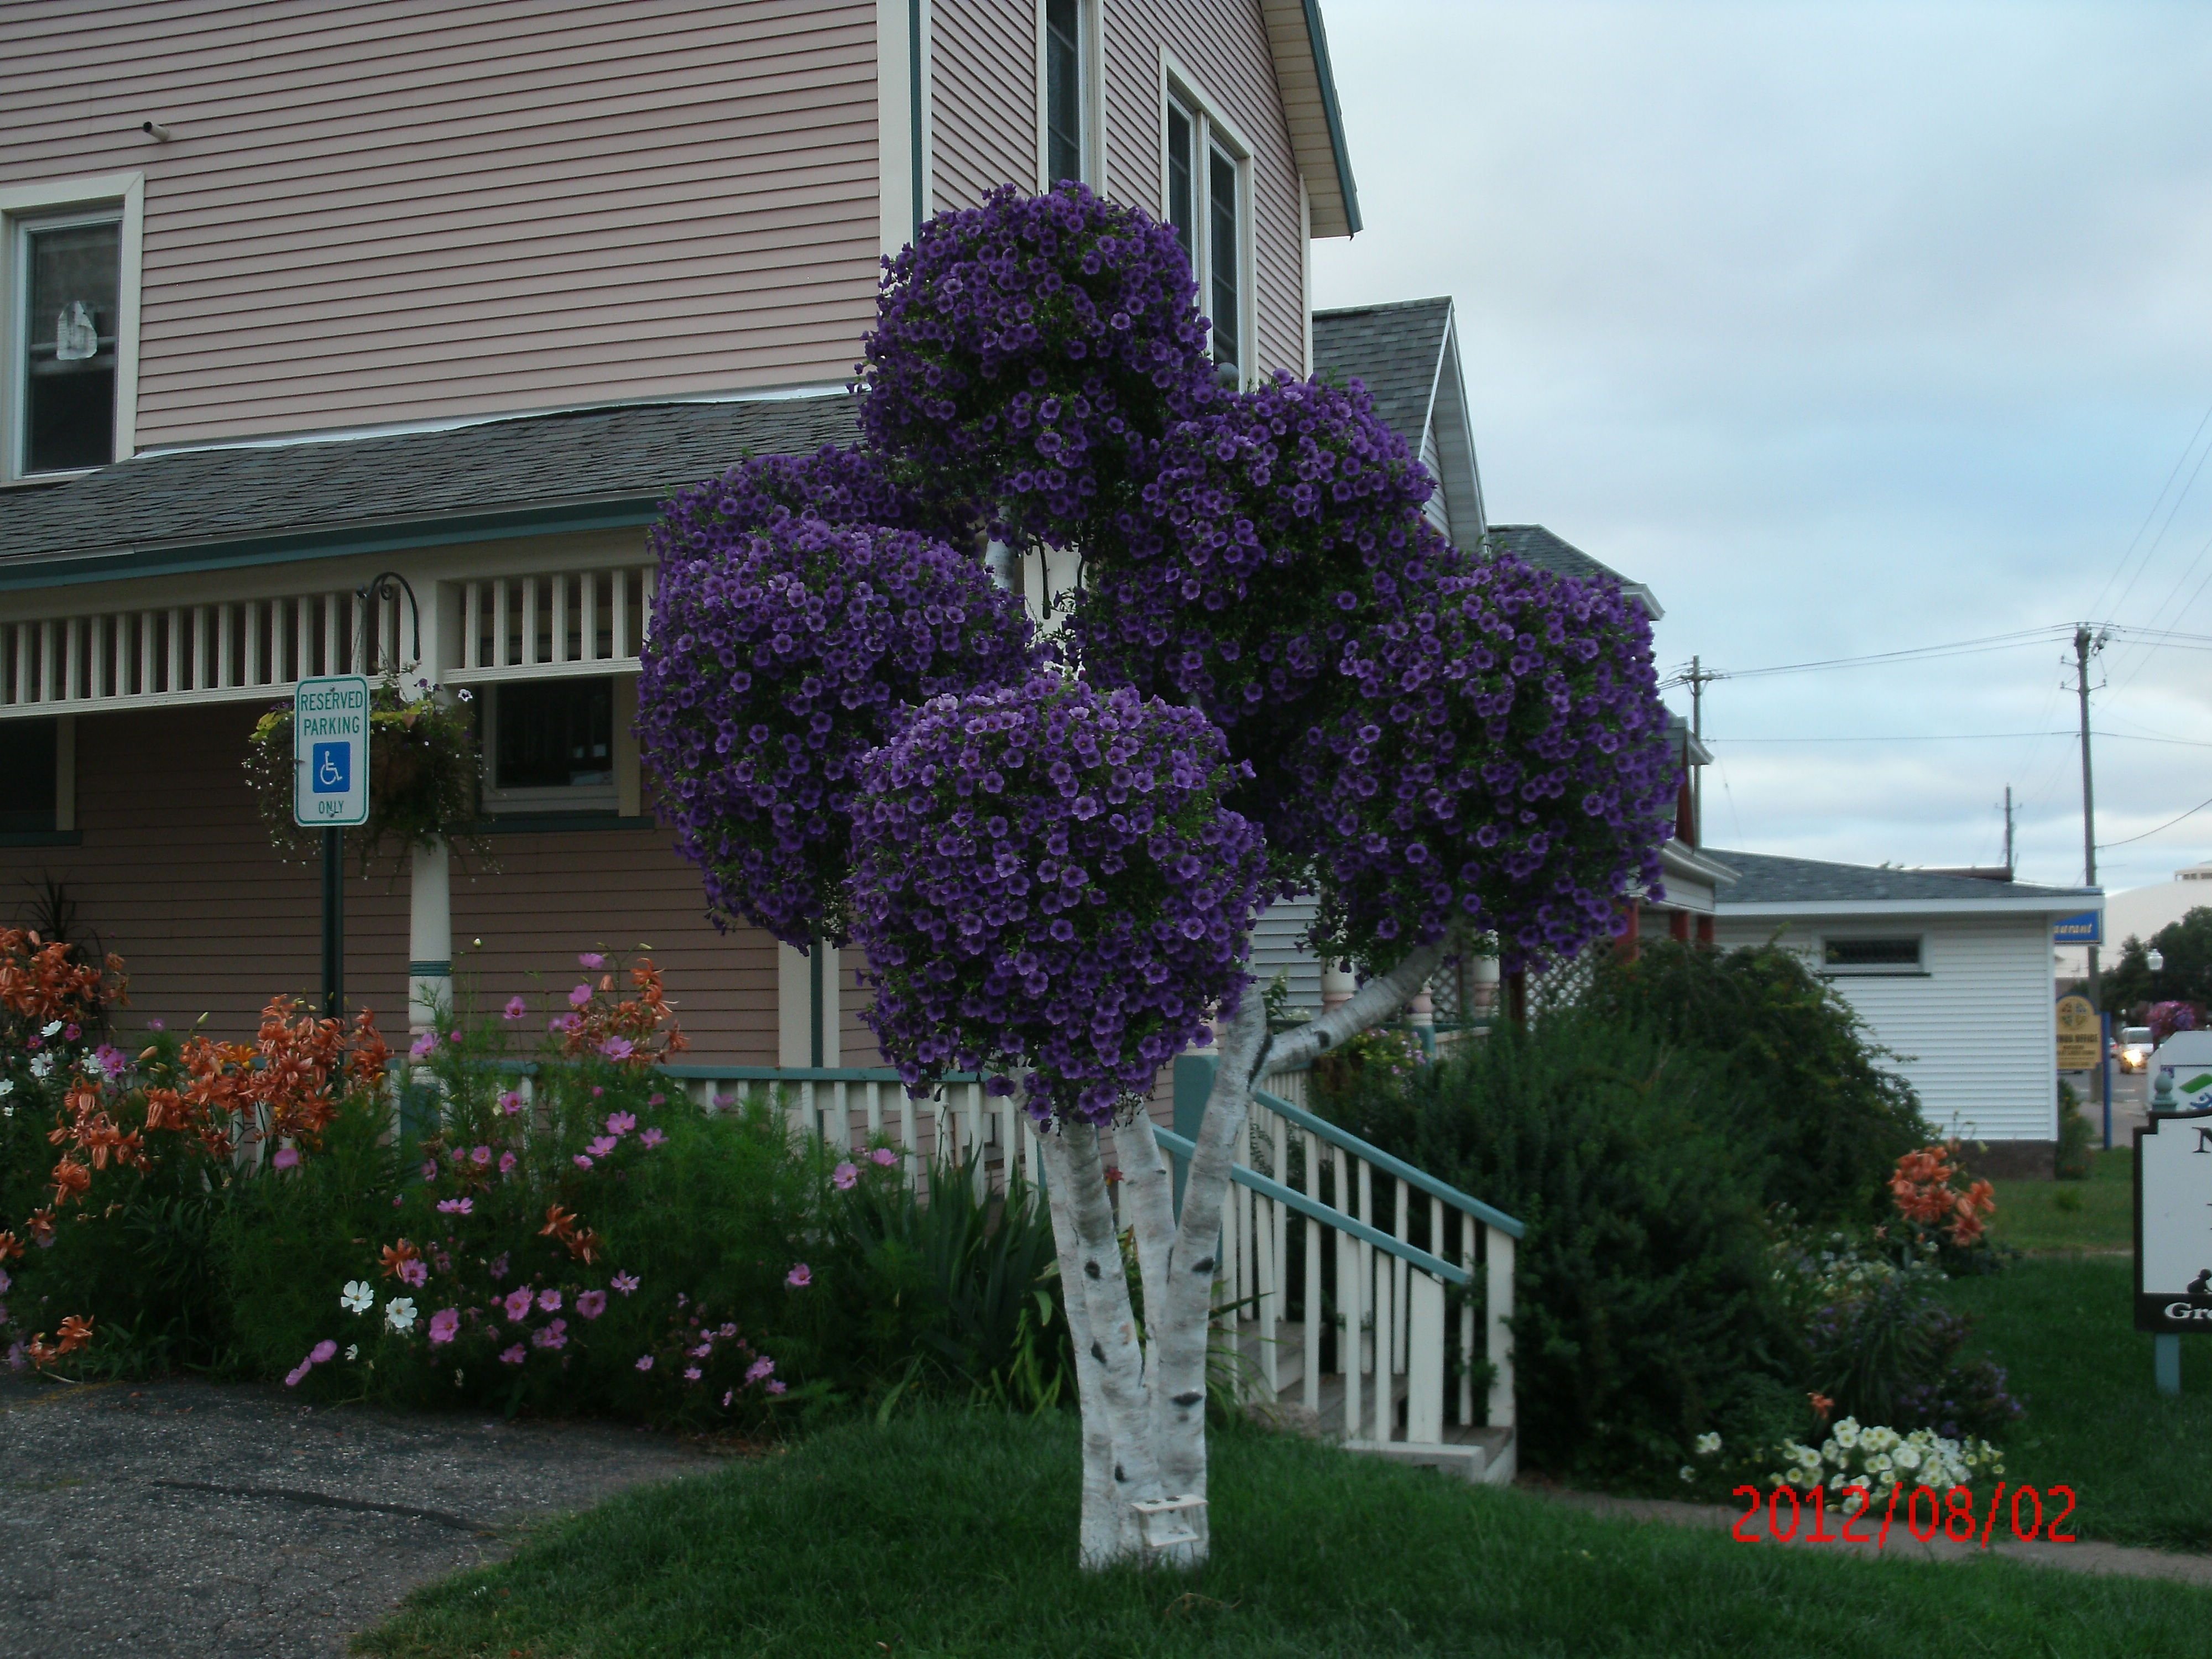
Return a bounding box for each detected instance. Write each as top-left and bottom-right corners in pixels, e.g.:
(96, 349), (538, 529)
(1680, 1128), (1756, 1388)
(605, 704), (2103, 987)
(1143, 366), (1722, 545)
(1773, 1231), (1936, 1298)
(1770, 1418), (2002, 1507)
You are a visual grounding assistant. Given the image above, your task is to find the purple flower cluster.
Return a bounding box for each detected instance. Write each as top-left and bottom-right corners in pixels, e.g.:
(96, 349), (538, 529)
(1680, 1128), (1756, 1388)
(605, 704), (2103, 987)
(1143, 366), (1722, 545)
(1070, 372), (1450, 864)
(848, 675), (1267, 1125)
(1297, 550), (1678, 971)
(858, 181), (1217, 551)
(637, 516), (1037, 947)
(653, 445), (963, 551)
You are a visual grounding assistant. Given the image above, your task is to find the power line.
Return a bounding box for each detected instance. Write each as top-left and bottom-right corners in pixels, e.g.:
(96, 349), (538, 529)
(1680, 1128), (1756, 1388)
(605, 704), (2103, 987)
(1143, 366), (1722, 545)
(1712, 729), (2212, 748)
(2100, 792), (2212, 852)
(2084, 395), (2212, 625)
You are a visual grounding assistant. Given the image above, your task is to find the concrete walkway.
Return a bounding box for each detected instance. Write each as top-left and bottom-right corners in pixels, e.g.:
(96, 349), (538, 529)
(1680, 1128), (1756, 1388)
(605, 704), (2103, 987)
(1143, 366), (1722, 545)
(0, 1374), (714, 1658)
(1537, 1486), (2212, 1588)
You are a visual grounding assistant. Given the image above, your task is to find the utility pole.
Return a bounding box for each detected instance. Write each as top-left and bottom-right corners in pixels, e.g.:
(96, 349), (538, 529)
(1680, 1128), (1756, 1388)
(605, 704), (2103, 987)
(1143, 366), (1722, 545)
(1683, 655), (1719, 842)
(2003, 785), (2015, 880)
(2072, 624), (2110, 1145)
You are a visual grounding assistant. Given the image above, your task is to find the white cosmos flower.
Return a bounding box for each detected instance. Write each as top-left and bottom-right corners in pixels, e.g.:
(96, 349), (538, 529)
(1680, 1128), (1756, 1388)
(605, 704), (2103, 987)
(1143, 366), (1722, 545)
(1694, 1432), (1723, 1456)
(0, 1078), (13, 1095)
(345, 1344), (359, 1360)
(29, 1053), (53, 1078)
(41, 1020), (62, 1037)
(384, 1297), (418, 1333)
(1679, 1465), (1695, 1483)
(340, 1280), (374, 1314)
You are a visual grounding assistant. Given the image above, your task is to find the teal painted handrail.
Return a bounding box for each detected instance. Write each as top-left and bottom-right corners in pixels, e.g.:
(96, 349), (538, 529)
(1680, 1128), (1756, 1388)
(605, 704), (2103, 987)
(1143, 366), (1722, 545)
(477, 1059), (984, 1089)
(1253, 1083), (1525, 1241)
(1150, 1124), (1471, 1286)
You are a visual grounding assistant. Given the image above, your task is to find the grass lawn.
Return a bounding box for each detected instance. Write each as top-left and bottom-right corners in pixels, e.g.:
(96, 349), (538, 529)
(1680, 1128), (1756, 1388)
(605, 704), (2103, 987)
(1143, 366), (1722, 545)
(1943, 1254), (2212, 1551)
(1987, 1148), (2133, 1254)
(359, 1409), (2212, 1658)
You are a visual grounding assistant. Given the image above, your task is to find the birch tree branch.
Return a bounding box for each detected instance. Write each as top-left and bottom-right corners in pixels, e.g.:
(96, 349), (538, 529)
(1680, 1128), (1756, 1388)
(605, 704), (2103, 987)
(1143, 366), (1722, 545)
(1262, 935), (1454, 1075)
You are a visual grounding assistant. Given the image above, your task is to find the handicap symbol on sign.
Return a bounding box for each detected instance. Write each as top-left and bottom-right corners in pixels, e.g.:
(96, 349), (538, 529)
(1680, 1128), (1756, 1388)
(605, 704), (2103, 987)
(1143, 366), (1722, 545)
(312, 743), (351, 794)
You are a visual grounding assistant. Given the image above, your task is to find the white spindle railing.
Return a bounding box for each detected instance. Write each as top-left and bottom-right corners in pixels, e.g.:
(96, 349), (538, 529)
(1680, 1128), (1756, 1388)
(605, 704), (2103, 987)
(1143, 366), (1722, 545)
(0, 586), (407, 717)
(446, 566), (654, 684)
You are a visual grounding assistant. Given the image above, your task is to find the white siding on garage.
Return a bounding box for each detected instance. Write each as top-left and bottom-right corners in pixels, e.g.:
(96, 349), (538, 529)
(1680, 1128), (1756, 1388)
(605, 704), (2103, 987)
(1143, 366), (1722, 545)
(1710, 912), (2059, 1142)
(1250, 895), (1323, 1018)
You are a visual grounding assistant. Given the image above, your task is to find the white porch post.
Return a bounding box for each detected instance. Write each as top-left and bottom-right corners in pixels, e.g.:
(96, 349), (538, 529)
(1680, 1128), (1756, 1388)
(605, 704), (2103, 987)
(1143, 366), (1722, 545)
(403, 566), (451, 1037)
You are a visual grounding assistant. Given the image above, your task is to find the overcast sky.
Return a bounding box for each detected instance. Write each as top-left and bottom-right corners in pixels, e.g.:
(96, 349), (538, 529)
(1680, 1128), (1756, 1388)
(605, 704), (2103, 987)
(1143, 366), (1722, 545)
(1310, 1), (2212, 895)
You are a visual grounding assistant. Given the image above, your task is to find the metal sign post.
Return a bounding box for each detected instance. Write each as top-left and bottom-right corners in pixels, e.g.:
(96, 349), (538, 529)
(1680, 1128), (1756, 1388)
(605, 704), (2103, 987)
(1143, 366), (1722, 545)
(294, 674), (370, 1020)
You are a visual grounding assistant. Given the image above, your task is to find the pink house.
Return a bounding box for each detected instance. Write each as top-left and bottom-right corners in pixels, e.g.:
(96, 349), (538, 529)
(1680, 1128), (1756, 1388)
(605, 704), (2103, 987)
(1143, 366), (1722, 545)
(0, 0), (1364, 1063)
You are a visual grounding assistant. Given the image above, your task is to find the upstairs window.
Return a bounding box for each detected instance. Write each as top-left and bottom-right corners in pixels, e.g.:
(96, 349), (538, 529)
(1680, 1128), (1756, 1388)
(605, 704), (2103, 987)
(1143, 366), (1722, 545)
(1164, 84), (1248, 382)
(486, 679), (617, 815)
(1044, 0), (1087, 187)
(17, 215), (119, 474)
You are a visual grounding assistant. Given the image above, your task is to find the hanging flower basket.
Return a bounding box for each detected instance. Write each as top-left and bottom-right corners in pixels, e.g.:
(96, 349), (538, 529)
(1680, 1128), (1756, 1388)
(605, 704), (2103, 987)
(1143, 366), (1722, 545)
(244, 676), (491, 872)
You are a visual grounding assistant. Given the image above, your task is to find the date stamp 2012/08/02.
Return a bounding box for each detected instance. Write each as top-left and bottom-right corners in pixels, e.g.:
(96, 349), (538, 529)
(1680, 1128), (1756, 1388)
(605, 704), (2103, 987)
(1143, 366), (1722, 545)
(1731, 1483), (2077, 1550)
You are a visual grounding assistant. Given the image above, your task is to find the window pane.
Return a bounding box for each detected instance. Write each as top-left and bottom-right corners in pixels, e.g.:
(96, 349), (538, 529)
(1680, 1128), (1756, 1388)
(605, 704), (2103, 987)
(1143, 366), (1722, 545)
(1045, 0), (1083, 186)
(0, 719), (59, 832)
(23, 220), (119, 474)
(1208, 149), (1240, 372)
(1167, 106), (1196, 262)
(497, 679), (614, 791)
(1823, 937), (1921, 969)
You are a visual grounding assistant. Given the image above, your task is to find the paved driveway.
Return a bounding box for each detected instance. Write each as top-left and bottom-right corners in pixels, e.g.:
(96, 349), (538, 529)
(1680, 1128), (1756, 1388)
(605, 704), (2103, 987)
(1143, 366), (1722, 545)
(0, 1374), (712, 1658)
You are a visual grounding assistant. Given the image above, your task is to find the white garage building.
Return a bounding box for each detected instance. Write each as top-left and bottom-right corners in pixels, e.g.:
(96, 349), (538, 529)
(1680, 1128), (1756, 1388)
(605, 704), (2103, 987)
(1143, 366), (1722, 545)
(1709, 850), (2101, 1174)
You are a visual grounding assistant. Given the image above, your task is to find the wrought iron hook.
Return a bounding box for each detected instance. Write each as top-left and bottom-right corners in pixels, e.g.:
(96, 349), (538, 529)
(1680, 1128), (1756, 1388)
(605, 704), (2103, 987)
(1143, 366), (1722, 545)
(354, 571), (423, 677)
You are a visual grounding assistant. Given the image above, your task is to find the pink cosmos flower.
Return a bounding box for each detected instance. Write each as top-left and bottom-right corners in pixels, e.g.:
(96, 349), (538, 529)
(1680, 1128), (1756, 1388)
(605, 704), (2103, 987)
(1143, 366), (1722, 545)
(766, 1379), (787, 1395)
(587, 1135), (619, 1158)
(147, 1019), (164, 1032)
(499, 1091), (524, 1116)
(635, 1354), (654, 1371)
(648, 1092), (666, 1105)
(576, 1290), (607, 1321)
(531, 1319), (567, 1350)
(310, 1339), (337, 1364)
(591, 1086), (604, 1098)
(504, 995), (528, 1021)
(499, 1151), (517, 1175)
(745, 1356), (775, 1384)
(599, 1036), (634, 1061)
(606, 1113), (636, 1136)
(489, 1254), (509, 1280)
(503, 1287), (534, 1322)
(447, 1030), (464, 1046)
(612, 1272), (640, 1295)
(471, 1145), (492, 1167)
(420, 1160), (438, 1182)
(579, 952), (606, 969)
(284, 1361), (311, 1388)
(397, 1259), (429, 1288)
(832, 1162), (859, 1191)
(568, 984), (593, 1008)
(393, 1196), (404, 1208)
(451, 1147), (469, 1165)
(718, 1322), (737, 1339)
(499, 1344), (526, 1366)
(537, 1288), (562, 1314)
(574, 1154), (593, 1170)
(869, 1147), (898, 1167)
(688, 1342), (712, 1360)
(408, 1031), (437, 1060)
(722, 1390), (734, 1408)
(436, 1198), (473, 1215)
(639, 1128), (666, 1149)
(785, 1264), (812, 1289)
(63, 1023), (79, 1041)
(683, 1366), (702, 1381)
(272, 1147), (300, 1171)
(428, 1309), (460, 1345)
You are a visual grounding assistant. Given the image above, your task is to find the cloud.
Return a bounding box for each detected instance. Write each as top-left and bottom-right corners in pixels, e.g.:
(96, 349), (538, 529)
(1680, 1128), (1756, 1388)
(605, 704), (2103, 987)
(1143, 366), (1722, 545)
(1315, 1), (2212, 890)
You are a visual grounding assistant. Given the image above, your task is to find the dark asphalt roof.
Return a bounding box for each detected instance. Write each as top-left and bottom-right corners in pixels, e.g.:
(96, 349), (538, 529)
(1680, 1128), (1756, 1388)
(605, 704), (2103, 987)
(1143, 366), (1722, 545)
(1484, 525), (1631, 587)
(0, 394), (859, 577)
(1708, 848), (2098, 906)
(1312, 298), (1452, 454)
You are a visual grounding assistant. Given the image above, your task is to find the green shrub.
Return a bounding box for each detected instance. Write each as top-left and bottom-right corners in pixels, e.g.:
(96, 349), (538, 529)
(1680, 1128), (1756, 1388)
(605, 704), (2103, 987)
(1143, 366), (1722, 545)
(2056, 1081), (2094, 1180)
(1317, 1013), (1803, 1482)
(1578, 941), (1930, 1223)
(1805, 1276), (2021, 1442)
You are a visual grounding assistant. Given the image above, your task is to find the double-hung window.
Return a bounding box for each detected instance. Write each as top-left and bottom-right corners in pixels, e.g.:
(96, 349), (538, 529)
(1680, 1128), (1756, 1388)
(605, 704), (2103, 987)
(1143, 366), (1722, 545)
(3, 174), (141, 481)
(1041, 0), (1100, 189)
(483, 679), (618, 816)
(1163, 79), (1248, 382)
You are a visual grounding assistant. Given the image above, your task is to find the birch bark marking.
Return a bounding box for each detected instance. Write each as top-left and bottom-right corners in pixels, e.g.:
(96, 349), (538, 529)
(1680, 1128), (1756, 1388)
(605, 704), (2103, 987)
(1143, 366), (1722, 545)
(1036, 1128), (1133, 1568)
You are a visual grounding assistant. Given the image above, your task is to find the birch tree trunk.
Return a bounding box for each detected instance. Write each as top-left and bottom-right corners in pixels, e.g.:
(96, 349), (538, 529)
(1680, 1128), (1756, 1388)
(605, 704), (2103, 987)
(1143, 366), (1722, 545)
(1041, 935), (1455, 1571)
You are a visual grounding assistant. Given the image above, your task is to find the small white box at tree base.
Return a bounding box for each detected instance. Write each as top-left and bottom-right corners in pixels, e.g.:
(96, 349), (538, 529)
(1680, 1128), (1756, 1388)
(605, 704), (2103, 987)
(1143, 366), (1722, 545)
(2135, 1102), (2212, 1333)
(1131, 1495), (1206, 1550)
(293, 675), (369, 827)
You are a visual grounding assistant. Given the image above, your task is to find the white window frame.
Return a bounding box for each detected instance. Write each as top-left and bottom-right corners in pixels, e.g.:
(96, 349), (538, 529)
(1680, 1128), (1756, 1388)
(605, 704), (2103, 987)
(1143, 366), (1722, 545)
(1037, 0), (1106, 191)
(1159, 55), (1253, 387)
(481, 677), (620, 817)
(1819, 934), (1928, 977)
(1, 172), (143, 484)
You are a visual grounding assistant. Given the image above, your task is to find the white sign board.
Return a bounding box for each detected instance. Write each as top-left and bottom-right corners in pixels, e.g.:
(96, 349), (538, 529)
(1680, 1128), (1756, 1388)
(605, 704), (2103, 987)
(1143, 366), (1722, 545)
(2138, 1107), (2212, 1331)
(293, 675), (370, 827)
(2152, 1031), (2212, 1114)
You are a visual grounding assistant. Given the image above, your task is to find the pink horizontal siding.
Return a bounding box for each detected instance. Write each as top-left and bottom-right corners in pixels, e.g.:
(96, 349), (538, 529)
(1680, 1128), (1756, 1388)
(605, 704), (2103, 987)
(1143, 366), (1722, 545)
(0, 706), (776, 1066)
(0, 0), (884, 448)
(931, 0), (1038, 211)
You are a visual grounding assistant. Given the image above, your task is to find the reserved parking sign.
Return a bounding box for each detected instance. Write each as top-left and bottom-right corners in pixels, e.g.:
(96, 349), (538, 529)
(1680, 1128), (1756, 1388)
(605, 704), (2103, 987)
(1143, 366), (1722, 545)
(294, 675), (370, 827)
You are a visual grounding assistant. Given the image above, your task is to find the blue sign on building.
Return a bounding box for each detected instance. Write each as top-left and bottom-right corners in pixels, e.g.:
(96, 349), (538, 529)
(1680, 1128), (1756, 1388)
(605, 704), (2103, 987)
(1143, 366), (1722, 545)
(2053, 910), (2103, 945)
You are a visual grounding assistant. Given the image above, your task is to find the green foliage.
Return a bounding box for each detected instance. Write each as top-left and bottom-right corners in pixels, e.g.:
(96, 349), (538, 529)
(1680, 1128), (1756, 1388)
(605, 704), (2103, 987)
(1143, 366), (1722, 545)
(1317, 1013), (1802, 1482)
(1579, 940), (1931, 1224)
(2056, 1079), (2094, 1180)
(2103, 907), (2212, 1017)
(1804, 1276), (2021, 1442)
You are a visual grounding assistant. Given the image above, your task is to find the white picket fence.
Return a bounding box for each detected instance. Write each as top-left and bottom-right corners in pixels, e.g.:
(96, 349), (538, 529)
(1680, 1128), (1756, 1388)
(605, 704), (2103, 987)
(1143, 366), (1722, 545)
(651, 1055), (1522, 1483)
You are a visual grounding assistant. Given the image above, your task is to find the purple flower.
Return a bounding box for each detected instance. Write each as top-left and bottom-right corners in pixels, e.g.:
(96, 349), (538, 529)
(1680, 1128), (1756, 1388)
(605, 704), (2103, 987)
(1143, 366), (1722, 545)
(309, 1339), (337, 1365)
(436, 1198), (473, 1215)
(537, 1288), (562, 1314)
(612, 1272), (640, 1296)
(499, 1151), (518, 1175)
(684, 1366), (702, 1381)
(831, 1162), (858, 1191)
(587, 1135), (619, 1158)
(408, 1031), (437, 1060)
(648, 1092), (666, 1105)
(503, 1288), (534, 1322)
(503, 995), (528, 1021)
(397, 1259), (429, 1288)
(574, 1154), (594, 1170)
(499, 1343), (526, 1366)
(635, 1354), (655, 1371)
(745, 1356), (776, 1385)
(420, 1160), (438, 1182)
(785, 1263), (812, 1289)
(599, 1037), (634, 1061)
(569, 984), (593, 1008)
(489, 1254), (509, 1281)
(146, 1019), (164, 1032)
(766, 1379), (787, 1395)
(578, 951), (606, 969)
(576, 1290), (608, 1321)
(447, 1029), (463, 1046)
(272, 1147), (300, 1171)
(531, 1319), (568, 1351)
(499, 1091), (524, 1115)
(869, 1147), (898, 1167)
(428, 1308), (461, 1345)
(284, 1361), (311, 1389)
(471, 1145), (492, 1167)
(606, 1113), (636, 1136)
(639, 1128), (666, 1150)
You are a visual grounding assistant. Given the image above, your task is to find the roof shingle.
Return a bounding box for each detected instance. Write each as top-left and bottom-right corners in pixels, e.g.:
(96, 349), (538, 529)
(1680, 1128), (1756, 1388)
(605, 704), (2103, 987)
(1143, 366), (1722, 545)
(1311, 298), (1452, 452)
(1708, 848), (2096, 906)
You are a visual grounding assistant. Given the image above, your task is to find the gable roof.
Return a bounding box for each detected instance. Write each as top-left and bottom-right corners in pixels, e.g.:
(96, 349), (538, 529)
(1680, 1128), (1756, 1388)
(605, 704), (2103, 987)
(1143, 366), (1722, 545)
(0, 394), (858, 591)
(1708, 847), (2098, 914)
(1312, 297), (1484, 544)
(1259, 1), (1361, 237)
(1485, 524), (1663, 619)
